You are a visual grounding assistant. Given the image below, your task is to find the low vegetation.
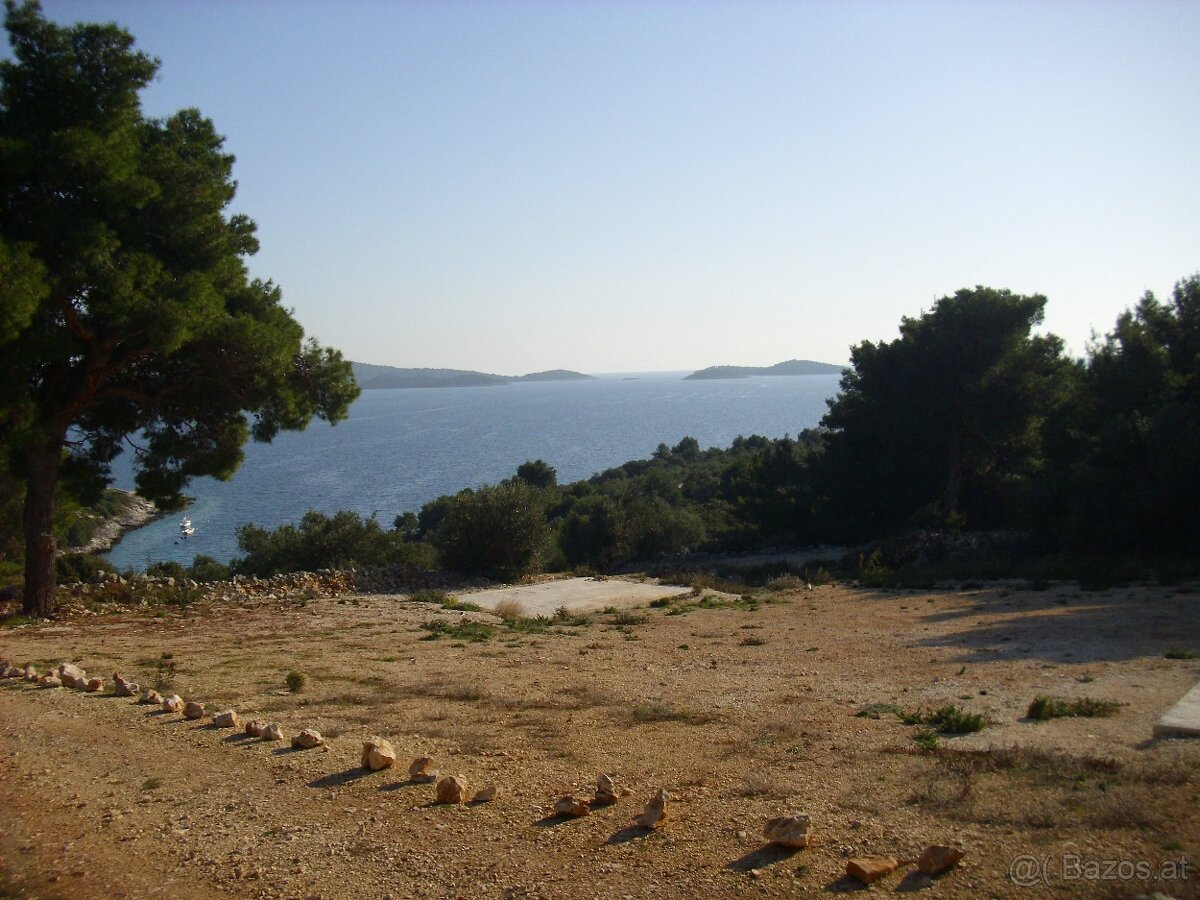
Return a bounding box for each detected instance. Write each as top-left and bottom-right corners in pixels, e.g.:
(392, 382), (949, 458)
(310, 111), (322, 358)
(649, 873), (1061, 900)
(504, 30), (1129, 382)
(899, 705), (986, 734)
(1026, 695), (1122, 721)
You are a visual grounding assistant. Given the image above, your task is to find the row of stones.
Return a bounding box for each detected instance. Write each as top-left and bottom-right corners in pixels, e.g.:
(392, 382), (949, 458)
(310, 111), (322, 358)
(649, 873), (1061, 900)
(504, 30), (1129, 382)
(0, 658), (962, 883)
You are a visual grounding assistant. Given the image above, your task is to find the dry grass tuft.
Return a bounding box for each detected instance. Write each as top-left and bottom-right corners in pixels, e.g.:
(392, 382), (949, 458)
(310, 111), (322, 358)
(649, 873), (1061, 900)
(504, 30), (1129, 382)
(493, 599), (524, 621)
(630, 699), (717, 726)
(736, 770), (791, 798)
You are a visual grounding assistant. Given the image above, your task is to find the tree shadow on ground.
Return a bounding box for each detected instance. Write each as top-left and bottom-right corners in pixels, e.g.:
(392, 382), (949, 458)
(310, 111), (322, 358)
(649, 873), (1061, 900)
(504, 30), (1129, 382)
(725, 843), (800, 872)
(900, 585), (1200, 664)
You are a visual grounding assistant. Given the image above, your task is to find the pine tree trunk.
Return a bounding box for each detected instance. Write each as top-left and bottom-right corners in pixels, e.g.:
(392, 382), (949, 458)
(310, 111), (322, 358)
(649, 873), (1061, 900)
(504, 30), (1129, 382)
(22, 442), (61, 618)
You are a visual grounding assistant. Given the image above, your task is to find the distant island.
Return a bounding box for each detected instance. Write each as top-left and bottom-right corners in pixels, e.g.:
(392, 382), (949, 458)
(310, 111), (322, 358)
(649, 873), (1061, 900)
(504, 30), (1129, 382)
(684, 359), (844, 380)
(351, 362), (593, 390)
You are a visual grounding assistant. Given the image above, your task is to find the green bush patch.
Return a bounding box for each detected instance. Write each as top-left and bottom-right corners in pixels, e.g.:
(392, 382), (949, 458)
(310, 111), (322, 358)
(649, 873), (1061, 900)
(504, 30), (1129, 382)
(1027, 695), (1122, 721)
(419, 620), (495, 643)
(856, 702), (901, 720)
(899, 704), (986, 734)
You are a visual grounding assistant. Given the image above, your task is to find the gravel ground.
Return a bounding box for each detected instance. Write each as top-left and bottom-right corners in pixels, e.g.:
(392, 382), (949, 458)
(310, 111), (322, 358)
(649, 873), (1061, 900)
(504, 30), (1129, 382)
(1, 578), (1198, 899)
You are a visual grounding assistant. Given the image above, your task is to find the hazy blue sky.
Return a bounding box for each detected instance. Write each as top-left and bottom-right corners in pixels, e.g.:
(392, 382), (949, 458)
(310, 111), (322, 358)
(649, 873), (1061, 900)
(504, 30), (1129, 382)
(28, 1), (1200, 374)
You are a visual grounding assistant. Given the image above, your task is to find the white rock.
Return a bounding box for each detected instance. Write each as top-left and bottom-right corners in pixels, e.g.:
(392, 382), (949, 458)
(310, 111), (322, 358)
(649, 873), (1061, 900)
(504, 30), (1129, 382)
(636, 787), (668, 829)
(763, 814), (811, 848)
(162, 694), (184, 713)
(262, 723), (284, 741)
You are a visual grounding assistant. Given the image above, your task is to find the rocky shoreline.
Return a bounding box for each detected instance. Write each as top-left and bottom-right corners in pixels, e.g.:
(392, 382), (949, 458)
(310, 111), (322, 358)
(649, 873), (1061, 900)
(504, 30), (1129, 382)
(69, 490), (159, 556)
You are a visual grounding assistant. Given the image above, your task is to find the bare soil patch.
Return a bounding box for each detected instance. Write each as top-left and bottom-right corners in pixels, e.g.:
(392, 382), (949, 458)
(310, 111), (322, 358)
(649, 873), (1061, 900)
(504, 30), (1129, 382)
(1, 579), (1198, 898)
(464, 576), (694, 616)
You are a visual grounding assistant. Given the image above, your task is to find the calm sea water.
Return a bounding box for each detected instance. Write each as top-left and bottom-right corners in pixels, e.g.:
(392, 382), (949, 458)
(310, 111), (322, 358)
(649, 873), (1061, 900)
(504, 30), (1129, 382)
(104, 372), (841, 569)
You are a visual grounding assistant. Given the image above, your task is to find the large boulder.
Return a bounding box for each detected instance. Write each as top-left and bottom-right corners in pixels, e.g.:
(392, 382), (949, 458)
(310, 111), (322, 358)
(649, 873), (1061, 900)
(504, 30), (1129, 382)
(361, 737), (396, 771)
(435, 775), (468, 805)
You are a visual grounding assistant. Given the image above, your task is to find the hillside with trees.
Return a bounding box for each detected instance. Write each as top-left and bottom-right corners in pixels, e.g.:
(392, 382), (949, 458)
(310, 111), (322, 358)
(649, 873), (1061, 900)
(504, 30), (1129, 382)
(226, 276), (1199, 586)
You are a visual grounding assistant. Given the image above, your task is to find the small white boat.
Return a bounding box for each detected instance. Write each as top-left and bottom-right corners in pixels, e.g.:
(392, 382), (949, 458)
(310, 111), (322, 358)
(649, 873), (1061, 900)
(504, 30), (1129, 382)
(179, 517), (195, 538)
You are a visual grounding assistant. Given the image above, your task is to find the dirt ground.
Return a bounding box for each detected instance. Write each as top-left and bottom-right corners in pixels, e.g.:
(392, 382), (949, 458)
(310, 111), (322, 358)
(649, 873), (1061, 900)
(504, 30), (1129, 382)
(1, 576), (1198, 899)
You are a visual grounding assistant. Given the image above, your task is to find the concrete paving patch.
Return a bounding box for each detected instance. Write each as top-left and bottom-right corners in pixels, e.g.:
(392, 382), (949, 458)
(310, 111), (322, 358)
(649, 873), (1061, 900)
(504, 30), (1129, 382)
(463, 577), (692, 617)
(1154, 682), (1200, 738)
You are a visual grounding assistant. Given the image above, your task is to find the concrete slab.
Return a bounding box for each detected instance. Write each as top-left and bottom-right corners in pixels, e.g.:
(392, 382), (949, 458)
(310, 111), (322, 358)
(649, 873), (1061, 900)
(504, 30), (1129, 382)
(464, 577), (692, 617)
(1154, 682), (1200, 738)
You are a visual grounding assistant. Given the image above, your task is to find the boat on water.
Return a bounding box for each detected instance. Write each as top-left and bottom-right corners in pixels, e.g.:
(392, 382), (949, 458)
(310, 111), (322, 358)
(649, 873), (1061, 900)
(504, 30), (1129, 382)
(179, 517), (195, 538)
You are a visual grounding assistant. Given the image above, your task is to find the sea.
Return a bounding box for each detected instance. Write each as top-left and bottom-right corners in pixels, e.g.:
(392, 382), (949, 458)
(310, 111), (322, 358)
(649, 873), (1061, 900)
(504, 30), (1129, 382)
(104, 372), (842, 569)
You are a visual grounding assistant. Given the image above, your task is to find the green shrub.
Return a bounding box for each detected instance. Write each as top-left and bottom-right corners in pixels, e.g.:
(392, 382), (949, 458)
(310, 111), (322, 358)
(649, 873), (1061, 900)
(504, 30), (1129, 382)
(432, 480), (550, 581)
(187, 555), (231, 583)
(1165, 649), (1197, 660)
(913, 728), (940, 751)
(419, 619), (495, 643)
(64, 517), (95, 548)
(857, 702), (901, 719)
(55, 553), (110, 584)
(146, 561), (188, 580)
(285, 671), (306, 693)
(899, 704), (985, 734)
(232, 510), (421, 577)
(926, 705), (986, 734)
(1027, 695), (1121, 720)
